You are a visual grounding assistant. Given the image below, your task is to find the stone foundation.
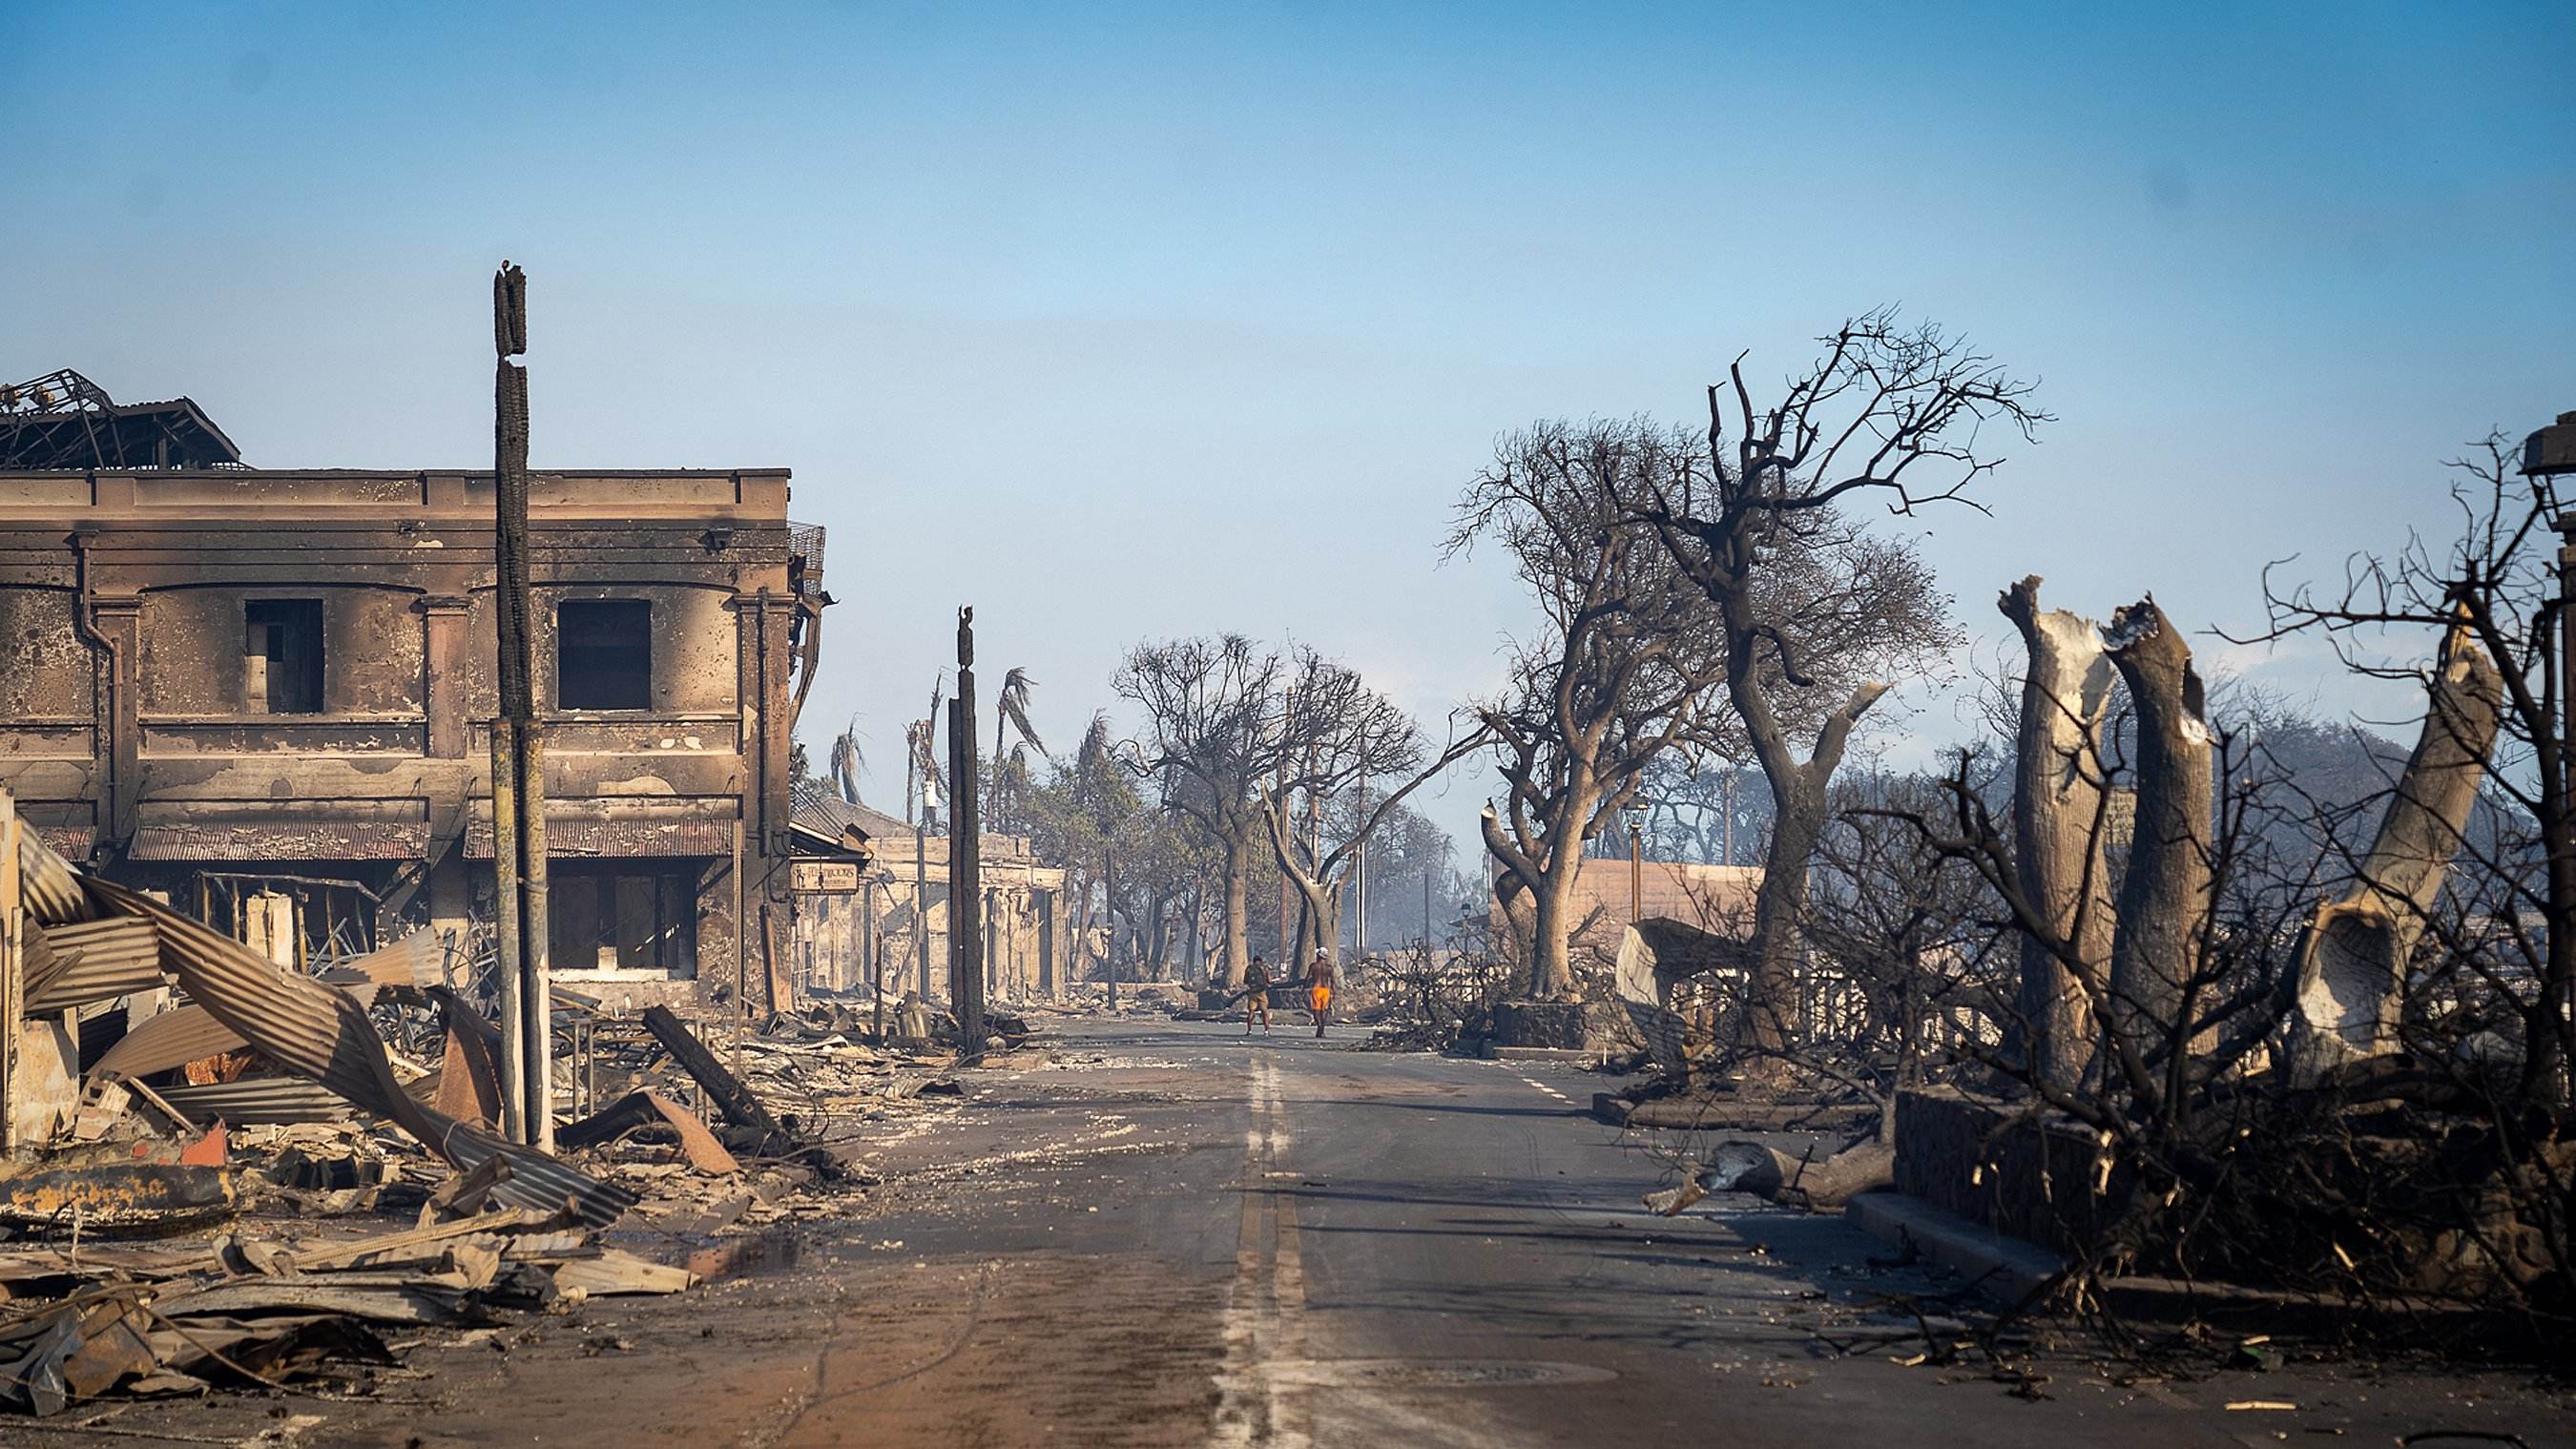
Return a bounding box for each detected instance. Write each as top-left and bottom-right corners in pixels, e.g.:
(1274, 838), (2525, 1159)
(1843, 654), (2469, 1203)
(1893, 1087), (2126, 1256)
(1490, 1001), (1588, 1049)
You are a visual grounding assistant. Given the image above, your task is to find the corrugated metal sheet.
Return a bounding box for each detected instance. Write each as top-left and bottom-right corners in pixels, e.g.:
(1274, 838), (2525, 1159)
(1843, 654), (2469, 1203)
(24, 918), (165, 1013)
(16, 825), (97, 924)
(155, 1078), (354, 1127)
(328, 928), (440, 989)
(74, 873), (637, 1227)
(12, 830), (632, 1228)
(92, 1004), (249, 1081)
(128, 821), (430, 861)
(464, 817), (732, 859)
(93, 931), (431, 1079)
(34, 824), (93, 861)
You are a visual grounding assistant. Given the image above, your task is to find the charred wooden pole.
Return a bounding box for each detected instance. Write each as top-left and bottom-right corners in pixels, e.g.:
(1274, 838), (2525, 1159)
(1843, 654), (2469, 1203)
(1, 792), (21, 1155)
(490, 261), (554, 1150)
(864, 879), (883, 1043)
(915, 797), (931, 1002)
(948, 609), (987, 1052)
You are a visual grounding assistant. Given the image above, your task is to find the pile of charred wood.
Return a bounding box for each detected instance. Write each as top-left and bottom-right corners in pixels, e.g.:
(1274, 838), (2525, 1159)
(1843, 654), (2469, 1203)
(0, 821), (978, 1417)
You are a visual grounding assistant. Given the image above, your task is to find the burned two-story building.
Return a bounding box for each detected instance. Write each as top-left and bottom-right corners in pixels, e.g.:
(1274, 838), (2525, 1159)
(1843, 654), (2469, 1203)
(0, 371), (825, 1012)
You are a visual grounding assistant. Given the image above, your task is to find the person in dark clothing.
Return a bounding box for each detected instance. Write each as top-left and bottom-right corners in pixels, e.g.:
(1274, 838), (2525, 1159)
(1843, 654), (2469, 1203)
(1243, 955), (1272, 1033)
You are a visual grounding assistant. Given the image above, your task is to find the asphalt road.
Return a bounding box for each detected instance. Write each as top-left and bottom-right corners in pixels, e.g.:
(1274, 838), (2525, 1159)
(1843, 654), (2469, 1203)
(26, 1015), (2564, 1448)
(795, 1017), (2572, 1448)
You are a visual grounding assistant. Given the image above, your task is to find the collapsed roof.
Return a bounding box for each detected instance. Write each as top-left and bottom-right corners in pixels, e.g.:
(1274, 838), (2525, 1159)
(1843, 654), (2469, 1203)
(0, 368), (242, 469)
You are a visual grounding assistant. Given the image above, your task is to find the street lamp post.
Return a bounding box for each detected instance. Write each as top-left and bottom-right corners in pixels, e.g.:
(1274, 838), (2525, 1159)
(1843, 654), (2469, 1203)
(2524, 411), (2576, 1087)
(1621, 799), (1648, 926)
(2526, 412), (2576, 797)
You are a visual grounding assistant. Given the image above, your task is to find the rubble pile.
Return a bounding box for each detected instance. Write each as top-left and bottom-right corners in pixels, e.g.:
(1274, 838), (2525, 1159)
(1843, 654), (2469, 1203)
(0, 828), (986, 1418)
(1065, 982), (1195, 1019)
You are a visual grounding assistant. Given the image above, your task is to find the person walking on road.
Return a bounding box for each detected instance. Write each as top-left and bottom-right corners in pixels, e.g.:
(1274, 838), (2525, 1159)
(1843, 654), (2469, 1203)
(1305, 946), (1336, 1039)
(1243, 954), (1272, 1034)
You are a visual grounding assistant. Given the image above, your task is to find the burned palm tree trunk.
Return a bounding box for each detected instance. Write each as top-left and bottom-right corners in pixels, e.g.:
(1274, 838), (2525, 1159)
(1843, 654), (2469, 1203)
(489, 261), (554, 1150)
(2000, 577), (2115, 1090)
(2290, 624), (2503, 1080)
(2101, 597), (2211, 1088)
(948, 609), (987, 1053)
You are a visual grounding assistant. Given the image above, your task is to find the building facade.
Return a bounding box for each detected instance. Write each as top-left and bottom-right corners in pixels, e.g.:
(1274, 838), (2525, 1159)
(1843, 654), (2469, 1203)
(0, 466), (820, 1011)
(788, 791), (1070, 1005)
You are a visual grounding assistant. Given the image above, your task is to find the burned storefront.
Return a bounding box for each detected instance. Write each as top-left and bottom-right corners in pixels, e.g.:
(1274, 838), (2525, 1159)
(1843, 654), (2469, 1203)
(0, 383), (823, 1010)
(786, 787), (1070, 1005)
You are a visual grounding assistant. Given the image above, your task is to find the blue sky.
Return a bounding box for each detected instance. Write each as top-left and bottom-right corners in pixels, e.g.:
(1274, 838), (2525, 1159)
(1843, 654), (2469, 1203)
(7, 1), (2572, 848)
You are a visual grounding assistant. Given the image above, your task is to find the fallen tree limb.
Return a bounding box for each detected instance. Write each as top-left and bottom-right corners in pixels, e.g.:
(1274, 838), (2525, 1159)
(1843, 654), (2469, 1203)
(1648, 1140), (1896, 1215)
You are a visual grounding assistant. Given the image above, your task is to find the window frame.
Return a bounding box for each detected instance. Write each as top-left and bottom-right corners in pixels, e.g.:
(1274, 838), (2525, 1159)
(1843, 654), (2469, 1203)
(554, 598), (654, 712)
(545, 859), (697, 977)
(243, 597), (326, 715)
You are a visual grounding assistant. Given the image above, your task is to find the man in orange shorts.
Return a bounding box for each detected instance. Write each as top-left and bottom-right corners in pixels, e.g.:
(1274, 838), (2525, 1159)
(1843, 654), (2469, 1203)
(1305, 947), (1336, 1039)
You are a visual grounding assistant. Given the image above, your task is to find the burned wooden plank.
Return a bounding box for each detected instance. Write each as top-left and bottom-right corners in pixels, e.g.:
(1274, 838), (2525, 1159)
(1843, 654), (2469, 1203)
(0, 1160), (234, 1233)
(549, 1249), (696, 1296)
(640, 1005), (795, 1158)
(558, 1089), (741, 1174)
(424, 1154), (515, 1219)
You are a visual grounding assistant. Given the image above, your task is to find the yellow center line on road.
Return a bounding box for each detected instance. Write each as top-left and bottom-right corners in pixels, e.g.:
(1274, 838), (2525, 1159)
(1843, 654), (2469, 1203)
(1211, 1056), (1311, 1448)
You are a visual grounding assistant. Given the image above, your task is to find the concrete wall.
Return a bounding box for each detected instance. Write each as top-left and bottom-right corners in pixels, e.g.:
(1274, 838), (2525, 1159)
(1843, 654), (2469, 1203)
(0, 588), (96, 726)
(1893, 1088), (2128, 1256)
(136, 586), (426, 716)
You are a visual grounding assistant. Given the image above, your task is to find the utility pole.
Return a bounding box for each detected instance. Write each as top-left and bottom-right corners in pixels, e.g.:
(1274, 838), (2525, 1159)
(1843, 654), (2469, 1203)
(1276, 687), (1293, 964)
(1303, 738), (1322, 962)
(2521, 410), (2576, 1089)
(914, 796), (930, 1002)
(1353, 774), (1367, 960)
(947, 608), (987, 1053)
(863, 878), (881, 1042)
(1103, 843), (1117, 1012)
(1630, 829), (1643, 923)
(488, 261), (552, 1150)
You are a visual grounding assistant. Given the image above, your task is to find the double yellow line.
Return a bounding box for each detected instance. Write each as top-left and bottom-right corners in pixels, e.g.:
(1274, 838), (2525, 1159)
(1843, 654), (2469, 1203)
(1213, 1057), (1311, 1447)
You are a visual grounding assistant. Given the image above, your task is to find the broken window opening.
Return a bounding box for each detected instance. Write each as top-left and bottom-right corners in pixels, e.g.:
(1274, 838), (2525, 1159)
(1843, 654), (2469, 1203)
(547, 860), (696, 975)
(244, 599), (324, 714)
(556, 599), (653, 711)
(194, 870), (382, 970)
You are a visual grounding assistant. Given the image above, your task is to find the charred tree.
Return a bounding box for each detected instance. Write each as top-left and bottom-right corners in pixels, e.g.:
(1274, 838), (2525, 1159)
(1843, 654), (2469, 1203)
(1631, 312), (2039, 1075)
(1257, 654), (1483, 971)
(1450, 420), (1733, 1000)
(1999, 576), (2115, 1089)
(2100, 597), (2212, 1087)
(2288, 623), (2503, 1078)
(1114, 636), (1298, 992)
